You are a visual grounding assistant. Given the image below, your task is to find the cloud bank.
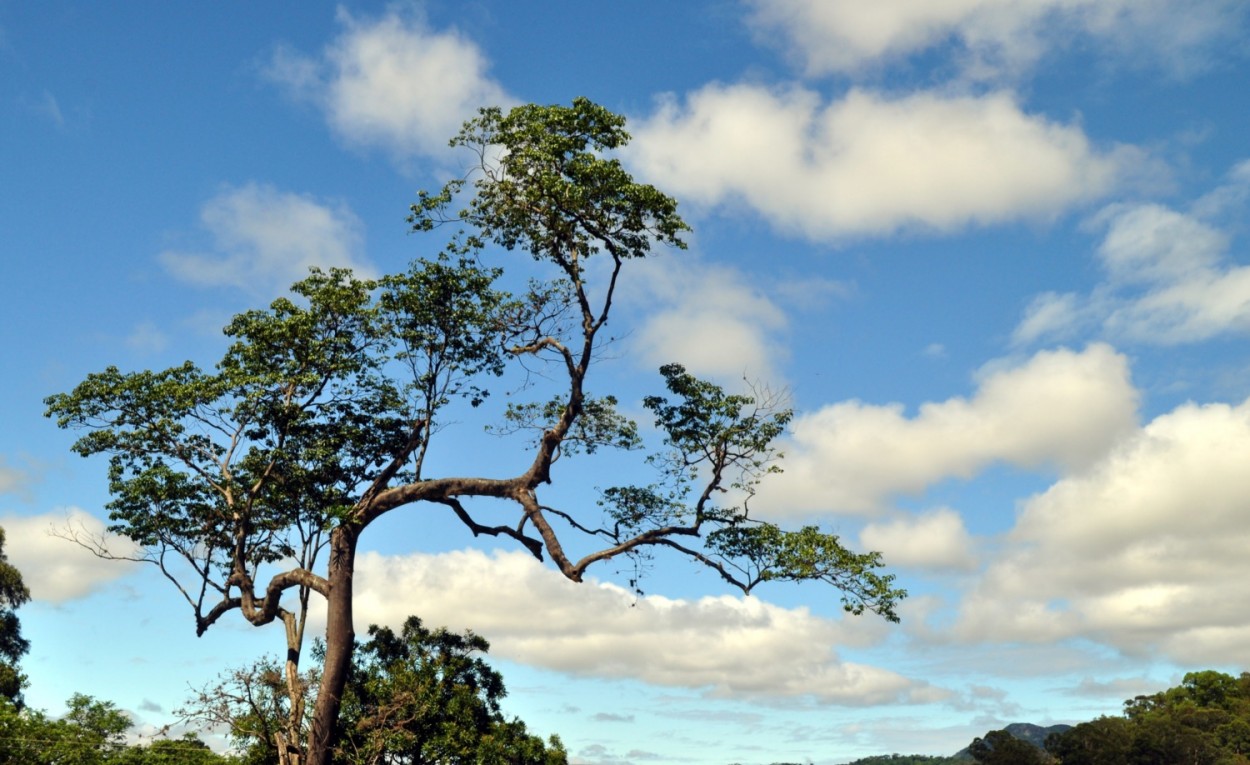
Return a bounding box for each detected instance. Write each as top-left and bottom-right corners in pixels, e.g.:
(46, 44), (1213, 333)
(860, 508), (977, 573)
(351, 548), (942, 706)
(955, 395), (1250, 666)
(745, 0), (1246, 79)
(0, 509), (141, 603)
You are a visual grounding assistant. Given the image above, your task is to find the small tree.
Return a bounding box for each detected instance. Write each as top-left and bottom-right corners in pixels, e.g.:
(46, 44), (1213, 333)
(0, 693), (130, 765)
(46, 98), (904, 765)
(335, 616), (565, 765)
(183, 617), (562, 765)
(180, 656), (314, 764)
(191, 616), (566, 765)
(0, 526), (31, 707)
(969, 729), (1051, 765)
(1, 693), (232, 765)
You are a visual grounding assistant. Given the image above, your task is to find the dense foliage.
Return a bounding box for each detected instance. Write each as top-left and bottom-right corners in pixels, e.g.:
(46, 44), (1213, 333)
(335, 617), (563, 765)
(186, 616), (565, 765)
(0, 693), (232, 764)
(0, 527), (30, 706)
(1045, 670), (1250, 765)
(835, 672), (1250, 765)
(969, 728), (1051, 764)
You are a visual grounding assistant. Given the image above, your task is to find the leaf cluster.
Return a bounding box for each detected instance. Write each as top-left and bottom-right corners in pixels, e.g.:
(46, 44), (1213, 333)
(44, 255), (514, 633)
(596, 364), (904, 620)
(411, 97), (688, 266)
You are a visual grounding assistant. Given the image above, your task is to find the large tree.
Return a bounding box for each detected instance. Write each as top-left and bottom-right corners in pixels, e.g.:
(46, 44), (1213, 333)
(0, 526), (31, 707)
(46, 98), (904, 765)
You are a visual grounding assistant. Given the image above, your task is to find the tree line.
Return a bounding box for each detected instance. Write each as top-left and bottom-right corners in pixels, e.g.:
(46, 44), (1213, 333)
(1039, 670), (1250, 765)
(834, 670), (1250, 765)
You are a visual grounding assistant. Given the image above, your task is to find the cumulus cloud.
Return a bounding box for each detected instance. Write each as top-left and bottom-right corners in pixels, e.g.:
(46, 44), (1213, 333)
(159, 182), (373, 294)
(954, 396), (1250, 664)
(351, 548), (938, 705)
(124, 321), (169, 354)
(629, 85), (1135, 241)
(1014, 161), (1250, 346)
(265, 8), (512, 160)
(625, 256), (794, 384)
(744, 0), (1246, 79)
(760, 344), (1138, 515)
(860, 508), (977, 572)
(0, 509), (141, 602)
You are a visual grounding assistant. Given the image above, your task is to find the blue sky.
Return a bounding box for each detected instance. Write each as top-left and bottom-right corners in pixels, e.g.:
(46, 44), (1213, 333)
(3, 2), (1250, 763)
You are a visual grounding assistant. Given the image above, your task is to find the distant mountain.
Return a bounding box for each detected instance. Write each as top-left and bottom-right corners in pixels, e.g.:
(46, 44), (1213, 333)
(951, 722), (1073, 760)
(832, 722), (1074, 765)
(837, 755), (962, 765)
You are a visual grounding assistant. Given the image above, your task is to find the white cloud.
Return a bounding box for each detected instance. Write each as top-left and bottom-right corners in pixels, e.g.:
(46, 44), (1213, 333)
(629, 85), (1135, 241)
(860, 508), (977, 572)
(1097, 203), (1227, 284)
(0, 509), (141, 603)
(265, 8), (512, 160)
(1098, 205), (1250, 344)
(351, 548), (939, 705)
(1062, 675), (1168, 701)
(759, 344), (1138, 515)
(1013, 162), (1250, 346)
(954, 396), (1250, 664)
(1012, 291), (1087, 346)
(626, 256), (791, 384)
(744, 0), (1246, 79)
(159, 182), (373, 294)
(125, 321), (169, 354)
(25, 90), (66, 130)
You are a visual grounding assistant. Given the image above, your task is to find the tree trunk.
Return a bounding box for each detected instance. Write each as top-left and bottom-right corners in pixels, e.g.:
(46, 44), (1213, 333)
(306, 525), (358, 765)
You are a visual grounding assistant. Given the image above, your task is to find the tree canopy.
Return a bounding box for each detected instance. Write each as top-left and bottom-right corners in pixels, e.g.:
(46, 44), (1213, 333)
(46, 97), (904, 765)
(1045, 670), (1250, 765)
